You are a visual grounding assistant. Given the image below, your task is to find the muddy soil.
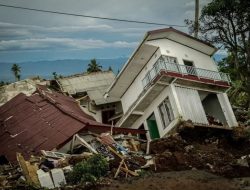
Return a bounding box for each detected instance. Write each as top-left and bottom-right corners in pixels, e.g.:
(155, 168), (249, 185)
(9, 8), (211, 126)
(100, 170), (244, 190)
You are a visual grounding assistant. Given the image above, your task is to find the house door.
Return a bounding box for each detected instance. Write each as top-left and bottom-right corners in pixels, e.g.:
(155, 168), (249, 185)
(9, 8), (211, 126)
(147, 113), (160, 139)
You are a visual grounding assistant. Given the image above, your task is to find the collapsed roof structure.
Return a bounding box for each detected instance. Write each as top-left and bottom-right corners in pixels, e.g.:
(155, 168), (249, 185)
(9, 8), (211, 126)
(0, 86), (145, 163)
(56, 71), (119, 105)
(0, 78), (47, 106)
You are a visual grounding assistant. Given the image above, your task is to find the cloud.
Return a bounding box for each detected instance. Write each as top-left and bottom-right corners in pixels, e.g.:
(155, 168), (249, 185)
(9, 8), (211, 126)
(0, 37), (138, 51)
(0, 0), (211, 62)
(185, 1), (195, 7)
(0, 21), (148, 41)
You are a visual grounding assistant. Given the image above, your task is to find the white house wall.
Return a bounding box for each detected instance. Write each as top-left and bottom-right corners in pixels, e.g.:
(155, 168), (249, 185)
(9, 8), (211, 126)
(121, 38), (220, 115)
(146, 39), (218, 72)
(121, 49), (162, 113)
(130, 85), (180, 137)
(175, 86), (209, 124)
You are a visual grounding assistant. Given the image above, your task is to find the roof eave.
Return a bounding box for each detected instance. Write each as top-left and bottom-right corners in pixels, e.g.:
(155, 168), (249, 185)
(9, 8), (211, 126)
(106, 32), (150, 95)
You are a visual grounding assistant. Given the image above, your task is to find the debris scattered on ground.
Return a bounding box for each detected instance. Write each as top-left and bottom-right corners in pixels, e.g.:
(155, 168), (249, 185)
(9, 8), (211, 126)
(2, 121), (250, 189)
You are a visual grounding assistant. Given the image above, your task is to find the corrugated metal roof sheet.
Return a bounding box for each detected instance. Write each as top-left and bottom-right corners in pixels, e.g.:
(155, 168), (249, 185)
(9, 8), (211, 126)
(57, 71), (119, 105)
(0, 86), (146, 163)
(0, 87), (106, 163)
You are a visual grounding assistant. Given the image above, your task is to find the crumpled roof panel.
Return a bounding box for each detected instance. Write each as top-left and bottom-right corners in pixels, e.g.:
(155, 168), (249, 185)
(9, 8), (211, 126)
(0, 87), (108, 163)
(57, 71), (119, 105)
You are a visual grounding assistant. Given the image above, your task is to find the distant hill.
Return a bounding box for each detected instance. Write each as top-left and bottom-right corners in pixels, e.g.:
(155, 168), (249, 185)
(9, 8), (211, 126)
(0, 54), (226, 83)
(0, 58), (128, 82)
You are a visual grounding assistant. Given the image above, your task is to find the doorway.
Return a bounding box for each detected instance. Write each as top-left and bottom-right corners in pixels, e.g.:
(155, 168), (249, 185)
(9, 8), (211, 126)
(147, 113), (160, 139)
(199, 92), (227, 126)
(102, 109), (115, 124)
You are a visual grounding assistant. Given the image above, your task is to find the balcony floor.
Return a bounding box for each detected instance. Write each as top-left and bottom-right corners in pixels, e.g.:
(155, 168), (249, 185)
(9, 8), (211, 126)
(147, 70), (230, 92)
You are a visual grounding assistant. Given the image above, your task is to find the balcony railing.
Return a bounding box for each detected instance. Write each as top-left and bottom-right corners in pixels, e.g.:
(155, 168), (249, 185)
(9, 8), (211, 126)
(142, 56), (231, 88)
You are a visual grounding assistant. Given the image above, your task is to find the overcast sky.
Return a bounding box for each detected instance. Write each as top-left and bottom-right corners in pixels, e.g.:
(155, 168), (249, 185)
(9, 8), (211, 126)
(0, 0), (212, 62)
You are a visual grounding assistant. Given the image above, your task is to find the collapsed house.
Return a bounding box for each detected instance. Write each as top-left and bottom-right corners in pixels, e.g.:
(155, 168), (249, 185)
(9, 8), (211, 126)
(106, 27), (238, 139)
(0, 86), (145, 164)
(55, 71), (121, 124)
(0, 78), (47, 106)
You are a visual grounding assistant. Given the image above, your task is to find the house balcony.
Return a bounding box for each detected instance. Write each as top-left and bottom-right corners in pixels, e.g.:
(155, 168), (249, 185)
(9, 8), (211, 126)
(117, 56), (231, 128)
(142, 56), (231, 91)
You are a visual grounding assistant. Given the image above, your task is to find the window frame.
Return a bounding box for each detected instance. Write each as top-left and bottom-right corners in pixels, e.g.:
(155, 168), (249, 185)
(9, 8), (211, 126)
(158, 97), (174, 129)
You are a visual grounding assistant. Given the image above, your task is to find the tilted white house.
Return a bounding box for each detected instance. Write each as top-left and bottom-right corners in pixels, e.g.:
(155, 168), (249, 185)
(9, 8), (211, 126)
(106, 28), (238, 139)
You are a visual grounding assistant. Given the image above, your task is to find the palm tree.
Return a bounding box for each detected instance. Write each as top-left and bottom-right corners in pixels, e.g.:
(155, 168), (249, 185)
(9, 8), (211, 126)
(52, 72), (58, 80)
(11, 64), (21, 81)
(87, 59), (102, 73)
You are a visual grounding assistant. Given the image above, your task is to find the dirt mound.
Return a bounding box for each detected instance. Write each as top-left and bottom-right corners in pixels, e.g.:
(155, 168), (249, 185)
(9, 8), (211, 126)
(149, 125), (250, 178)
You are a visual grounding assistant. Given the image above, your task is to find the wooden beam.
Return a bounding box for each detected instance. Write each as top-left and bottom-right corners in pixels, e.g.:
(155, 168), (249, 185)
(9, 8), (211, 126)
(75, 134), (98, 154)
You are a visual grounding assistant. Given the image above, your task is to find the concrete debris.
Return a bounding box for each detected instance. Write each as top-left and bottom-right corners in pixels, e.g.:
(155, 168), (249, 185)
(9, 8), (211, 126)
(0, 78), (47, 106)
(236, 157), (249, 167)
(2, 123), (250, 189)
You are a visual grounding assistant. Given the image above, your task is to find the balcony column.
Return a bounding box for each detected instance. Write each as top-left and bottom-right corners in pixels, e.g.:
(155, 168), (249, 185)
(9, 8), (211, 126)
(217, 93), (238, 127)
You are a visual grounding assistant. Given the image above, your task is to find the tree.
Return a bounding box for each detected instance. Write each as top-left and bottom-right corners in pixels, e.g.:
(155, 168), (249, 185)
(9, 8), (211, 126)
(186, 0), (250, 108)
(87, 59), (102, 73)
(0, 81), (5, 87)
(11, 64), (21, 81)
(108, 66), (113, 72)
(52, 72), (58, 80)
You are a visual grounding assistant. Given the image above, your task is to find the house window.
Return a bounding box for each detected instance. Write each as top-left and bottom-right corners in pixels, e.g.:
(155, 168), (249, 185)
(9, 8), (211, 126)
(158, 97), (174, 129)
(183, 60), (197, 76)
(160, 55), (179, 73)
(162, 55), (177, 64)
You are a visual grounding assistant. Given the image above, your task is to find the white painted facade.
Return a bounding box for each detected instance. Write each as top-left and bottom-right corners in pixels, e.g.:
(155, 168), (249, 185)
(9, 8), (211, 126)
(121, 38), (220, 114)
(129, 84), (180, 136)
(146, 38), (219, 71)
(121, 48), (162, 113)
(107, 28), (238, 139)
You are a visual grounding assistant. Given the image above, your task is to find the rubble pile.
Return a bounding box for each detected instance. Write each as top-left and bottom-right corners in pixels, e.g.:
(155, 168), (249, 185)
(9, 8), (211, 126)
(2, 122), (250, 189)
(0, 132), (147, 189)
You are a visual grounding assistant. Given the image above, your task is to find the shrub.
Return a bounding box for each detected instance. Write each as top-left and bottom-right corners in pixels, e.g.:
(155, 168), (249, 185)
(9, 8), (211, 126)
(67, 154), (109, 184)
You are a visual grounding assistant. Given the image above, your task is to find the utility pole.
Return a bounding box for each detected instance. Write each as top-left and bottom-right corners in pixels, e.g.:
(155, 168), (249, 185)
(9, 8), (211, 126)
(194, 0), (199, 38)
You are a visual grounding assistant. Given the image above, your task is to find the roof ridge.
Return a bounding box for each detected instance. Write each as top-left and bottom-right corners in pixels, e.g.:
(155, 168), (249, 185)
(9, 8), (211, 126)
(58, 70), (114, 80)
(36, 87), (108, 127)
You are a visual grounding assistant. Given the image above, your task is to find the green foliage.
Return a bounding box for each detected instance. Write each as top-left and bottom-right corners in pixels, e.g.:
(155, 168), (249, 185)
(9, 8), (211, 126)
(0, 81), (6, 87)
(87, 59), (102, 73)
(67, 154), (109, 184)
(137, 169), (152, 177)
(227, 80), (249, 107)
(186, 0), (250, 108)
(11, 64), (21, 81)
(52, 72), (58, 80)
